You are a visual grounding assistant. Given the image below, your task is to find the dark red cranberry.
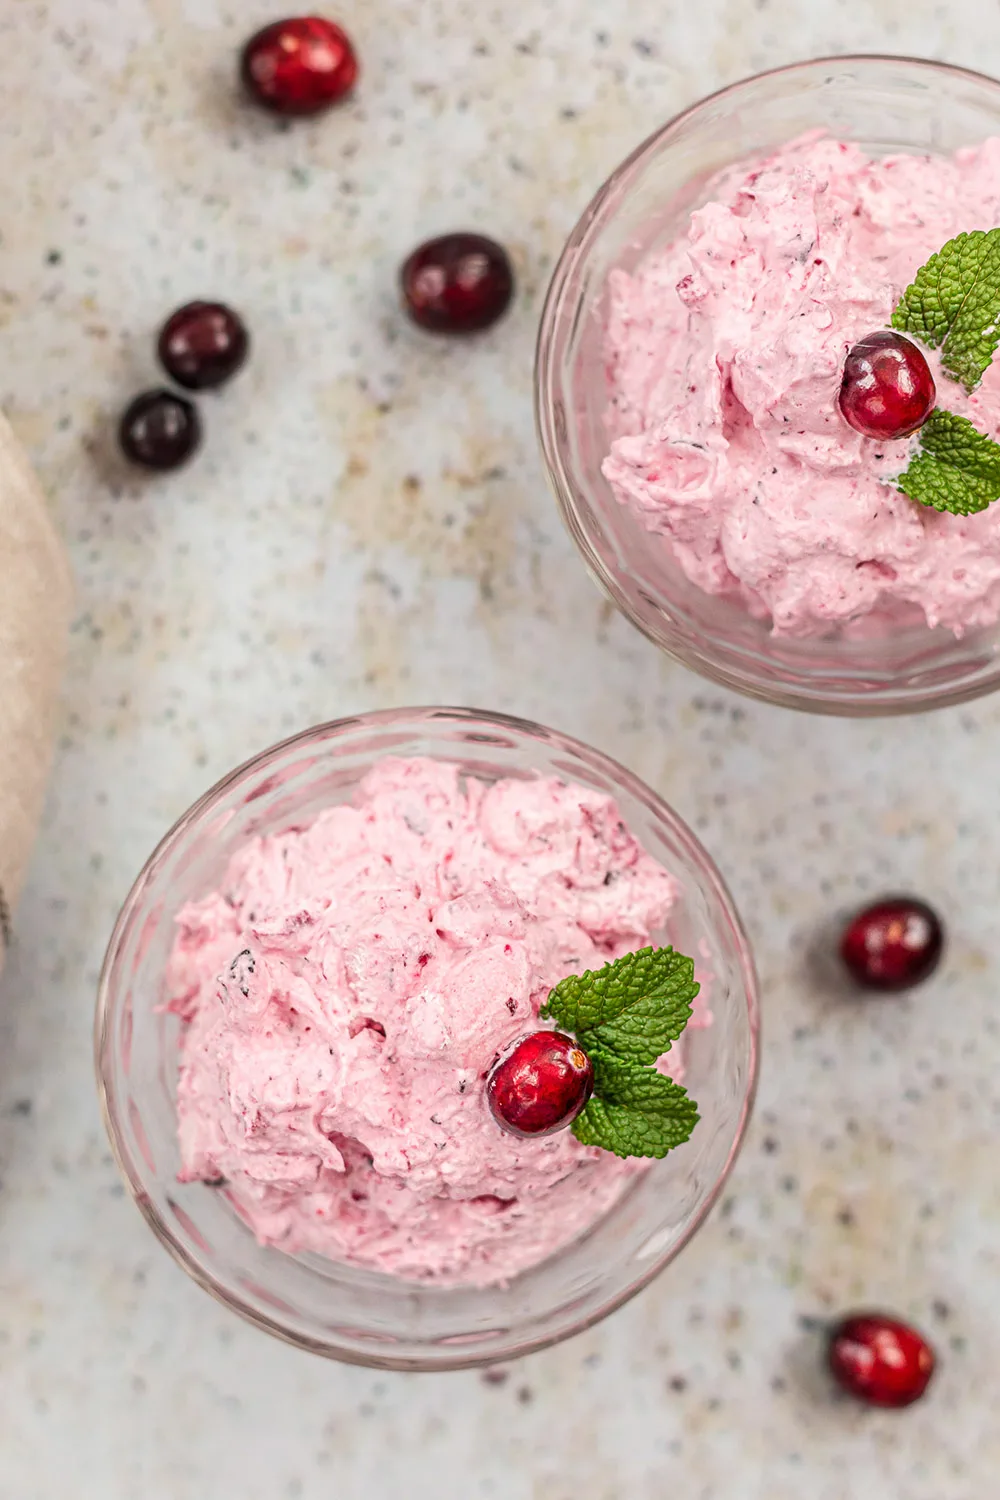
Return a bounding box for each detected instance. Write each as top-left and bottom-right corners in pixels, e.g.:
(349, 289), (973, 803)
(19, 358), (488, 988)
(828, 1312), (935, 1408)
(401, 233), (514, 334)
(158, 302), (249, 390)
(486, 1030), (594, 1138)
(119, 389), (202, 471)
(839, 330), (936, 440)
(241, 16), (358, 116)
(840, 896), (943, 992)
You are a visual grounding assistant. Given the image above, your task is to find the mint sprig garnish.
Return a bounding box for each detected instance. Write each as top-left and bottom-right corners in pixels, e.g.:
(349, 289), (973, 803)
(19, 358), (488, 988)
(892, 228), (1000, 393)
(897, 408), (1000, 515)
(876, 227), (1000, 515)
(540, 946), (700, 1160)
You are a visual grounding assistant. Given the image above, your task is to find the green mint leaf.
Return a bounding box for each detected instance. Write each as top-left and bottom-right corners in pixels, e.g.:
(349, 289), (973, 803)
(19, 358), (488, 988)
(540, 946), (699, 1066)
(897, 407), (1000, 515)
(891, 228), (1000, 391)
(571, 1051), (700, 1160)
(540, 945), (701, 1160)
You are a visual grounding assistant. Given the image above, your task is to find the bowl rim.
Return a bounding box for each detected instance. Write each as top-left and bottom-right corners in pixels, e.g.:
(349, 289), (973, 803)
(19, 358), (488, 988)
(94, 704), (760, 1369)
(535, 53), (1000, 718)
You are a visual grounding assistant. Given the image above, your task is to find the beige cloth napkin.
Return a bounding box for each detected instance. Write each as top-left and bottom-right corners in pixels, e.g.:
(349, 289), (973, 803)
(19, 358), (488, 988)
(0, 412), (72, 974)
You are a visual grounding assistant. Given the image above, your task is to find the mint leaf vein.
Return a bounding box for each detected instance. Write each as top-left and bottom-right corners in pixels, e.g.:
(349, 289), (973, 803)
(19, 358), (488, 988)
(892, 228), (1000, 392)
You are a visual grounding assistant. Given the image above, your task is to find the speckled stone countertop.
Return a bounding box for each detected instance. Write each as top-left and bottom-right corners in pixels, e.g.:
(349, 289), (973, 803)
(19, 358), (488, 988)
(2, 2), (1000, 1497)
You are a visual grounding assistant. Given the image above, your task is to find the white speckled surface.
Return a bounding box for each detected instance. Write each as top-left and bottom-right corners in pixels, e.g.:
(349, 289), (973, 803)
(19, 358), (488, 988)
(2, 2), (1000, 1497)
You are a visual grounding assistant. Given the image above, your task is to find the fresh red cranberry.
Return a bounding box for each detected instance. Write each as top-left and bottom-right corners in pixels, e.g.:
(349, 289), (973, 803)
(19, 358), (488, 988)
(840, 896), (943, 992)
(119, 389), (202, 471)
(241, 16), (358, 116)
(839, 330), (936, 440)
(486, 1030), (594, 1138)
(401, 233), (514, 334)
(828, 1312), (936, 1408)
(158, 302), (249, 390)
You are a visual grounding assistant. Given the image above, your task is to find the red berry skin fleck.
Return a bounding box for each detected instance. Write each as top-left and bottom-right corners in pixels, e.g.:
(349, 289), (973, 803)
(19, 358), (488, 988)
(401, 233), (515, 334)
(839, 330), (936, 440)
(840, 896), (943, 992)
(241, 17), (358, 116)
(158, 302), (250, 391)
(828, 1313), (936, 1408)
(486, 1030), (594, 1138)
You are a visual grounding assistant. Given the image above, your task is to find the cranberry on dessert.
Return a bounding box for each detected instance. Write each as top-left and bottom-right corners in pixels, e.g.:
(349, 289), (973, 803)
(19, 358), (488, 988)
(487, 1030), (594, 1138)
(158, 302), (250, 390)
(840, 896), (943, 992)
(839, 330), (936, 440)
(828, 1312), (935, 1408)
(241, 16), (358, 115)
(119, 389), (202, 471)
(401, 233), (514, 334)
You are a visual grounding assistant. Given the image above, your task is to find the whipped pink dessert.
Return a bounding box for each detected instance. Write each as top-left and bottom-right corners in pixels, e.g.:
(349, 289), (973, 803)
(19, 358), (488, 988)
(167, 757), (698, 1285)
(603, 134), (1000, 636)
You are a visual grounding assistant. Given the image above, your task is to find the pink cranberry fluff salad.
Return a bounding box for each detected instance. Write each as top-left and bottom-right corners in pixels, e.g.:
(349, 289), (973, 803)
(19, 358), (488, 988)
(602, 133), (1000, 636)
(165, 757), (708, 1286)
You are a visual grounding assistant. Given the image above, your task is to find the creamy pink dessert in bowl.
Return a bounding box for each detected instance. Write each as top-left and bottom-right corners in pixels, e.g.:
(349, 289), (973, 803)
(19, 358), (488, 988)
(536, 56), (1000, 714)
(95, 708), (758, 1369)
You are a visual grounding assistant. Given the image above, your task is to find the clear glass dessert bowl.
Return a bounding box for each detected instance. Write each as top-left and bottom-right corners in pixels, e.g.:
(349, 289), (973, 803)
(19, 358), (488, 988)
(536, 55), (1000, 716)
(95, 707), (758, 1371)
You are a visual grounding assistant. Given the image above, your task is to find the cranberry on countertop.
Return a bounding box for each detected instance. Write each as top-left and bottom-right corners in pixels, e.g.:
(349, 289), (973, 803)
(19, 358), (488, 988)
(158, 302), (250, 390)
(487, 1030), (594, 1138)
(241, 16), (358, 116)
(401, 233), (515, 334)
(828, 1312), (936, 1408)
(840, 896), (944, 992)
(119, 389), (202, 471)
(839, 330), (936, 441)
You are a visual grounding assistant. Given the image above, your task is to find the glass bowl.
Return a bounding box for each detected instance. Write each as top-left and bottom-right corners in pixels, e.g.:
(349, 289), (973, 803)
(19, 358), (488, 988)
(536, 55), (1000, 716)
(95, 707), (759, 1370)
